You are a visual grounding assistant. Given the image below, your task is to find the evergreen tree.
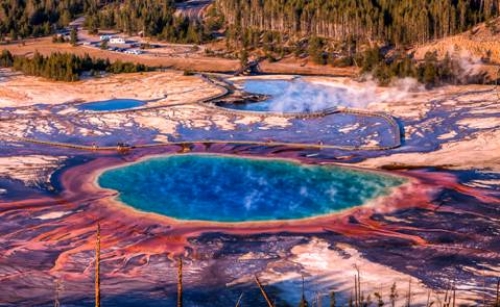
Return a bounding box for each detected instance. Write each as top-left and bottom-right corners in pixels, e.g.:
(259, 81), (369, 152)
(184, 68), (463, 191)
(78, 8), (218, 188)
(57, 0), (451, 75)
(239, 49), (248, 67)
(421, 51), (439, 86)
(0, 50), (14, 67)
(362, 47), (382, 73)
(308, 36), (325, 65)
(0, 0), (86, 39)
(70, 28), (78, 46)
(83, 0), (211, 44)
(216, 0), (498, 51)
(0, 50), (151, 81)
(100, 40), (109, 50)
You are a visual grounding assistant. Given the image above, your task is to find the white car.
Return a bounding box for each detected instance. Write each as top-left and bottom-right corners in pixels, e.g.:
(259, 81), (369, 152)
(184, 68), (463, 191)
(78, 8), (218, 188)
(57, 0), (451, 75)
(99, 35), (112, 41)
(126, 49), (143, 55)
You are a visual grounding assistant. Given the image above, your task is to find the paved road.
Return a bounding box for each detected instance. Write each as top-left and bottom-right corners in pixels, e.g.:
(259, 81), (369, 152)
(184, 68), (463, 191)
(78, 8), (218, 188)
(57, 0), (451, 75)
(175, 0), (213, 21)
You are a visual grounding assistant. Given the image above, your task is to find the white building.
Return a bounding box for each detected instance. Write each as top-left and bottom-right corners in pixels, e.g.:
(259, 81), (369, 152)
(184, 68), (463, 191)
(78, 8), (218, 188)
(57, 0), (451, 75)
(109, 37), (126, 44)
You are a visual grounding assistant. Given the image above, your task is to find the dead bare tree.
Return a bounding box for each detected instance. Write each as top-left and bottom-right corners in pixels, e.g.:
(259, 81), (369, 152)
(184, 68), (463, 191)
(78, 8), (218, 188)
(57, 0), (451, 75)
(95, 223), (101, 307)
(426, 289), (432, 307)
(235, 293), (243, 307)
(255, 275), (274, 307)
(177, 257), (183, 307)
(495, 278), (499, 307)
(452, 284), (456, 307)
(354, 264), (361, 307)
(406, 278), (412, 307)
(53, 278), (63, 307)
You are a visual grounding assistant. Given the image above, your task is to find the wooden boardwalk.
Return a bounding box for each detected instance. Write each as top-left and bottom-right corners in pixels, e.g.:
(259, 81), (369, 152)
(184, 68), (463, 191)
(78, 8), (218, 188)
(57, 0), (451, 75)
(1, 74), (402, 152)
(11, 136), (399, 152)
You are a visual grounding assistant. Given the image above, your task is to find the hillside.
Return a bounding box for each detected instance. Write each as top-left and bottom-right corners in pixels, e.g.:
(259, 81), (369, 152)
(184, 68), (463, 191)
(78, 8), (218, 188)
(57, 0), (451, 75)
(413, 16), (500, 63)
(411, 16), (500, 81)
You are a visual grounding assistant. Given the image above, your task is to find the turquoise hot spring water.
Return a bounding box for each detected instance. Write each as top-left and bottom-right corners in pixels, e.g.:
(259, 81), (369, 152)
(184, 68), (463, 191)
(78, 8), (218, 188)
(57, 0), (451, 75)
(98, 155), (406, 222)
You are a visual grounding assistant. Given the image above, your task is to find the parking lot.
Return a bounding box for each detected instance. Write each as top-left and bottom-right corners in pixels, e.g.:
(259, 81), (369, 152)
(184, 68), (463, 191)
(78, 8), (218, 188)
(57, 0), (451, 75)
(66, 16), (209, 59)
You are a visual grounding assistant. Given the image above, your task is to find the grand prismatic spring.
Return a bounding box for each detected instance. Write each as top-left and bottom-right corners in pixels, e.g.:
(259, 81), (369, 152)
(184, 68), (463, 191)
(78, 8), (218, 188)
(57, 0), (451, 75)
(97, 154), (406, 222)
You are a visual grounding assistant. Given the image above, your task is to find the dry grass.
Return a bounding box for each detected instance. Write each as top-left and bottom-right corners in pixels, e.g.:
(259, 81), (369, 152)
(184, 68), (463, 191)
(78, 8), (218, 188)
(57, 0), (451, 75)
(0, 37), (238, 72)
(0, 37), (358, 76)
(412, 17), (500, 64)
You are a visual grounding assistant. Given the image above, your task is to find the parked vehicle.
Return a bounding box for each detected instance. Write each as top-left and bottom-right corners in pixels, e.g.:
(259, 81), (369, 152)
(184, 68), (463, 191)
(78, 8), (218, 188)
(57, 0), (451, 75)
(99, 35), (112, 41)
(124, 49), (143, 55)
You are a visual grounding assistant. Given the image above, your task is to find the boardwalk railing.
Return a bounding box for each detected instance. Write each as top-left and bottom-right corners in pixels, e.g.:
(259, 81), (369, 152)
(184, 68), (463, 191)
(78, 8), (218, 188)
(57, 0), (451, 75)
(1, 74), (401, 152)
(11, 136), (398, 152)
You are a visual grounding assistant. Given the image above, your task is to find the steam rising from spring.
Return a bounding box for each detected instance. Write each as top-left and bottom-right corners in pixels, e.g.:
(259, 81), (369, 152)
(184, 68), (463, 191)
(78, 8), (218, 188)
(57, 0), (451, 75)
(242, 78), (423, 113)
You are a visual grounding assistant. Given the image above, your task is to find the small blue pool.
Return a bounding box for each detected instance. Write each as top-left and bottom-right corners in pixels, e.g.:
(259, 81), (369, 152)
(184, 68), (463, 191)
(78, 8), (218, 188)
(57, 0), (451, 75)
(79, 99), (145, 111)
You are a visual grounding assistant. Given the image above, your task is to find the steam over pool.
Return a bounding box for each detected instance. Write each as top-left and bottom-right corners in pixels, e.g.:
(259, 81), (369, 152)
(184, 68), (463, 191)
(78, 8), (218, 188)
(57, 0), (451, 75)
(217, 78), (422, 113)
(228, 79), (366, 113)
(98, 155), (406, 222)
